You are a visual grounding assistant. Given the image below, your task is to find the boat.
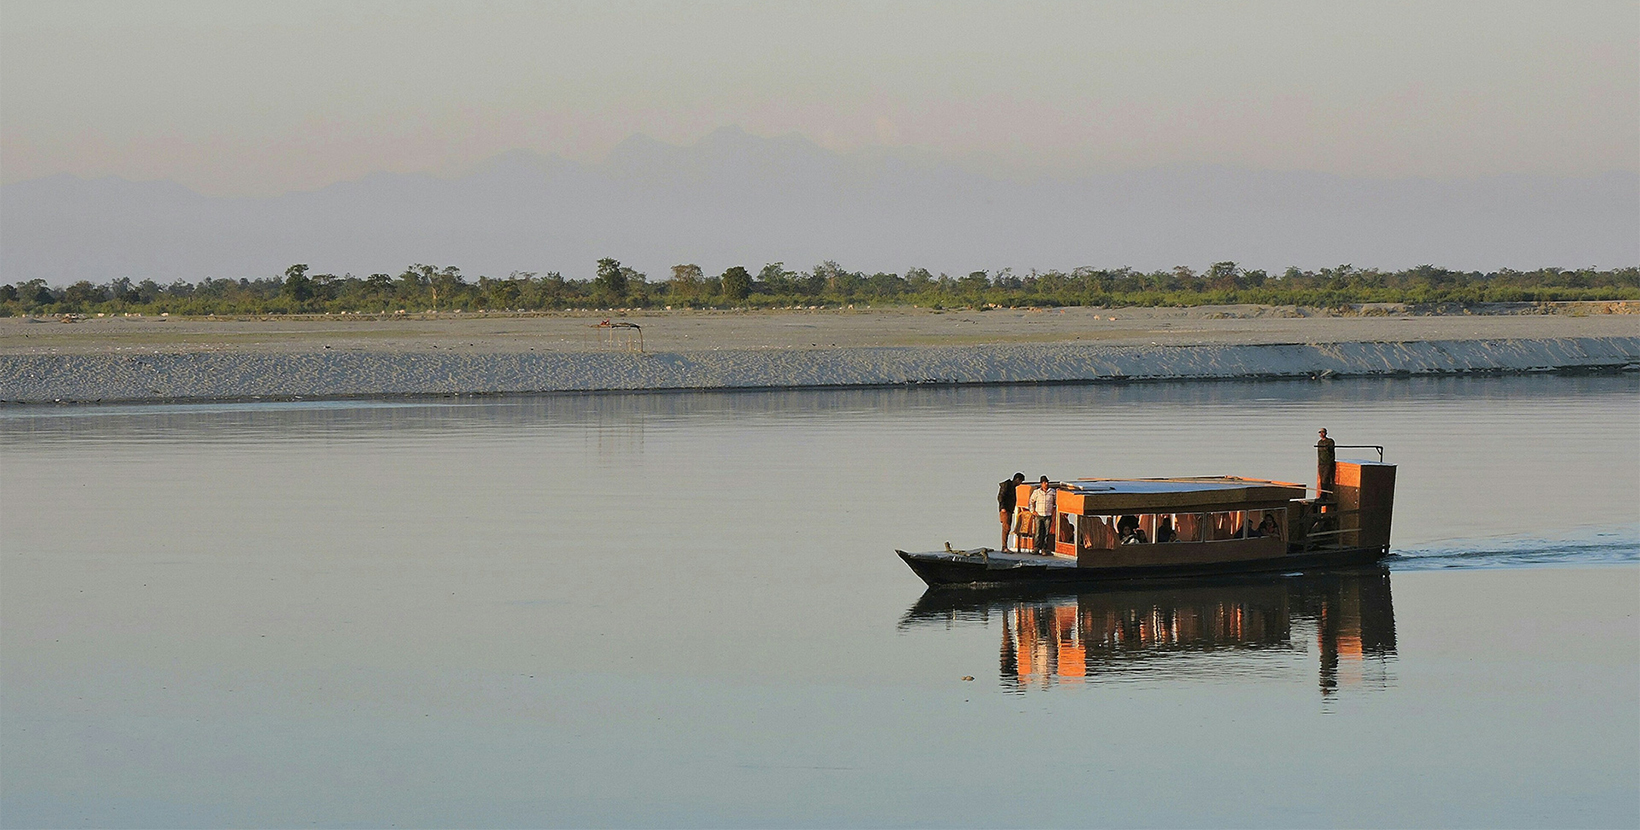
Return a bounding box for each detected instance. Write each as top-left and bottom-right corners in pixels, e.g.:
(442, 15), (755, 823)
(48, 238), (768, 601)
(897, 444), (1396, 587)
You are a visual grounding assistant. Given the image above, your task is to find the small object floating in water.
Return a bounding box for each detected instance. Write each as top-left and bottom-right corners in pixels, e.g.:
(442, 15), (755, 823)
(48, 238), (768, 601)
(962, 676), (975, 681)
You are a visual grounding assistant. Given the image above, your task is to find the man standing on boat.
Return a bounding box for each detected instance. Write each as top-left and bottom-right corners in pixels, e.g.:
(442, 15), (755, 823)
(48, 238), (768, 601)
(1316, 428), (1337, 502)
(998, 472), (1025, 551)
(1029, 476), (1057, 554)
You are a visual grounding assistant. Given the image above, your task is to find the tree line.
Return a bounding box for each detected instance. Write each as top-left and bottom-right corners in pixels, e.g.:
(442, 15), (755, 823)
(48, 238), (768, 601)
(3, 259), (1635, 316)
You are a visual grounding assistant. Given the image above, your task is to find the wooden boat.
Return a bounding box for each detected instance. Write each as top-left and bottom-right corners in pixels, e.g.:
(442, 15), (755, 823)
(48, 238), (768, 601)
(897, 451), (1396, 587)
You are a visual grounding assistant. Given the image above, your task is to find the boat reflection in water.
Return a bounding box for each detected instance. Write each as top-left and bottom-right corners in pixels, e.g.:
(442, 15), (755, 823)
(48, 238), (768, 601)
(901, 568), (1396, 696)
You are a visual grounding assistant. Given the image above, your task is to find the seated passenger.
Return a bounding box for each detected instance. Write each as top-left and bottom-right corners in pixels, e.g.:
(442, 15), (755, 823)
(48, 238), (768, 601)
(1257, 512), (1282, 539)
(1117, 514), (1148, 544)
(1155, 517), (1176, 543)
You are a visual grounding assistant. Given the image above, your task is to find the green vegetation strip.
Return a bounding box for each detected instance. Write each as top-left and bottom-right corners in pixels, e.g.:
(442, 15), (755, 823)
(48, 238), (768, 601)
(6, 261), (1636, 317)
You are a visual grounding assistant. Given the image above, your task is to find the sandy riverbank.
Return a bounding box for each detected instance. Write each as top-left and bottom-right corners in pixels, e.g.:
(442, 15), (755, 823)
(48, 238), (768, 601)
(5, 303), (1637, 355)
(3, 306), (1635, 403)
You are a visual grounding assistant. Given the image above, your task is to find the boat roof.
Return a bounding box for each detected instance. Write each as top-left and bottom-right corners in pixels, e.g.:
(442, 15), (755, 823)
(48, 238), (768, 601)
(1060, 476), (1296, 494)
(1055, 476), (1308, 512)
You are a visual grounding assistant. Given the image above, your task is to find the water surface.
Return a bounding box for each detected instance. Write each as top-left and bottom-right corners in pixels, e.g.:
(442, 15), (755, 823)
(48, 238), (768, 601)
(3, 375), (1636, 827)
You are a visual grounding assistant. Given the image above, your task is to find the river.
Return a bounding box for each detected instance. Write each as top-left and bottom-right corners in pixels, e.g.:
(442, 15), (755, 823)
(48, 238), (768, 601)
(3, 374), (1636, 827)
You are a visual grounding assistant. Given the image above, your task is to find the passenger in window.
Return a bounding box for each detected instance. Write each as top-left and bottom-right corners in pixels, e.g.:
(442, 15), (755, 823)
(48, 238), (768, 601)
(1156, 516), (1177, 543)
(1257, 512), (1282, 539)
(1117, 514), (1148, 545)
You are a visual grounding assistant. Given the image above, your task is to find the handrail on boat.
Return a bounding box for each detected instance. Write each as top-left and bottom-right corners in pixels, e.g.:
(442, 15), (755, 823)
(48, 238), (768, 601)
(1331, 444), (1386, 462)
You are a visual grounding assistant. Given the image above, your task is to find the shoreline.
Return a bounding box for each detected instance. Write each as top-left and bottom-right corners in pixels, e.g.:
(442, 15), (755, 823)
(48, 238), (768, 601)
(5, 336), (1636, 405)
(6, 302), (1638, 356)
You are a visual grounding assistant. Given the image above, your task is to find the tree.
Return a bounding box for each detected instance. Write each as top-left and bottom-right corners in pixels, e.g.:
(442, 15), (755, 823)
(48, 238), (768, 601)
(431, 266), (463, 310)
(282, 264), (314, 304)
(958, 270), (991, 292)
(866, 271), (907, 297)
(533, 272), (567, 307)
(594, 257), (628, 306)
(620, 265), (647, 305)
(721, 266), (752, 302)
(397, 265), (431, 300)
(21, 279), (53, 307)
(1206, 261), (1239, 289)
(61, 280), (105, 311)
(670, 264), (704, 304)
(309, 272), (342, 302)
(905, 267), (934, 292)
(812, 260), (852, 296)
(110, 277), (140, 303)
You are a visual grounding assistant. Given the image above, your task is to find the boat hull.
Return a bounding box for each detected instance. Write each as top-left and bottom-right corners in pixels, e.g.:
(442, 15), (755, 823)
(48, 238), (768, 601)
(897, 545), (1389, 587)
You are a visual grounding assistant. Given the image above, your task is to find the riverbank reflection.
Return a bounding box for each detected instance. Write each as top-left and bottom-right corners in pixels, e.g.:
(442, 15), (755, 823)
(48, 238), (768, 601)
(902, 568), (1397, 696)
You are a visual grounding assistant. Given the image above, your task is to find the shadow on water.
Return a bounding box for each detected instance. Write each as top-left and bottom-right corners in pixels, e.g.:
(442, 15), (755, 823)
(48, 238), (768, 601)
(901, 567), (1397, 698)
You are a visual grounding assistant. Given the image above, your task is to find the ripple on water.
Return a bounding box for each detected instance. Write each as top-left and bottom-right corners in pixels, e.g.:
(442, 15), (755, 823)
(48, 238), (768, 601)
(1389, 525), (1640, 571)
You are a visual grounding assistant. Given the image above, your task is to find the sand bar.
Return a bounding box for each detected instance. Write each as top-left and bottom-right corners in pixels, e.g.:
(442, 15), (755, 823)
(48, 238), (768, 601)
(3, 306), (1636, 403)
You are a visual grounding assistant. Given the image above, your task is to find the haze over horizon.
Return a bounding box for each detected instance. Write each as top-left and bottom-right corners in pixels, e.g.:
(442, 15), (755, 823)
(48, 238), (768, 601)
(2, 1), (1636, 282)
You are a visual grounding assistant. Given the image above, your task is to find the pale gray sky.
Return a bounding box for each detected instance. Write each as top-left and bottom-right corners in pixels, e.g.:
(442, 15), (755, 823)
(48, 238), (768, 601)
(2, 0), (1636, 196)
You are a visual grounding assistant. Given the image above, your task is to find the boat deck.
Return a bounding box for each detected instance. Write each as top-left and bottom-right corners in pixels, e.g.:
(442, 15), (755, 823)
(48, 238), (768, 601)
(911, 548), (1078, 569)
(899, 543), (1390, 587)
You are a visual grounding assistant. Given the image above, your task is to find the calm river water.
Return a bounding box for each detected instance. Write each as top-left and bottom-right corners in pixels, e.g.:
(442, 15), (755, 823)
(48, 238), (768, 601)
(3, 375), (1637, 828)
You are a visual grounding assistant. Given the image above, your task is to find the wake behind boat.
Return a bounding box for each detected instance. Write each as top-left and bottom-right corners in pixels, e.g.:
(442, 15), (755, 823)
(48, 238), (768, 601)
(898, 432), (1396, 587)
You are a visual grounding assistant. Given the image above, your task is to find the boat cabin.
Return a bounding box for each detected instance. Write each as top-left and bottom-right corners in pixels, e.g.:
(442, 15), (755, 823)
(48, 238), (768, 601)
(901, 448), (1396, 586)
(1010, 463), (1396, 570)
(1014, 477), (1305, 566)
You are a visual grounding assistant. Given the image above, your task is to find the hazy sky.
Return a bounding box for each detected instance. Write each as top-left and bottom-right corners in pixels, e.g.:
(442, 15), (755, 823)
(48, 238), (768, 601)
(3, 0), (1636, 197)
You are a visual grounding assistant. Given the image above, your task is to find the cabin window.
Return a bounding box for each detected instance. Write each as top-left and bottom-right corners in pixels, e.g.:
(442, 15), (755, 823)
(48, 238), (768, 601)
(1113, 514), (1150, 545)
(1159, 514), (1173, 542)
(1077, 515), (1117, 551)
(1247, 508), (1286, 540)
(1172, 512), (1206, 542)
(1153, 513), (1182, 543)
(1079, 509), (1289, 547)
(1057, 512), (1078, 550)
(1207, 511), (1242, 541)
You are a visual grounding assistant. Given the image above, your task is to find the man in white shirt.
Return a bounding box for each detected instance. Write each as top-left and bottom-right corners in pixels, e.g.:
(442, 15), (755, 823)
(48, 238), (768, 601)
(1029, 476), (1056, 554)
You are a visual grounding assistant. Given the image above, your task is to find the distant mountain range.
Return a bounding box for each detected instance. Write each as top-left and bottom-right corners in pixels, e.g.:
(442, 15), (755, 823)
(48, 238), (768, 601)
(3, 127), (1635, 284)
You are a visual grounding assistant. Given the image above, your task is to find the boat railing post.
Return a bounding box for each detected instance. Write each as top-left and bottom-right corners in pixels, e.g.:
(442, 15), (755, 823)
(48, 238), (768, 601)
(1332, 444), (1385, 463)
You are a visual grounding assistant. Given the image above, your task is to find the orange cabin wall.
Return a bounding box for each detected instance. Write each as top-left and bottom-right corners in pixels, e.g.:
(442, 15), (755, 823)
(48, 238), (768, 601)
(1335, 462), (1397, 548)
(1056, 491), (1084, 514)
(1013, 484), (1074, 553)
